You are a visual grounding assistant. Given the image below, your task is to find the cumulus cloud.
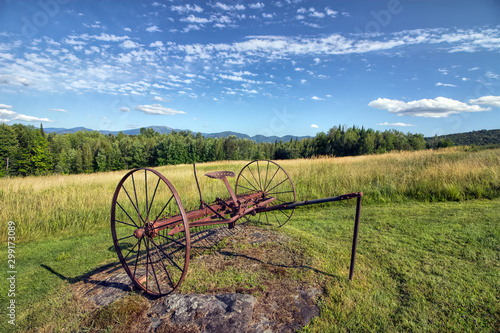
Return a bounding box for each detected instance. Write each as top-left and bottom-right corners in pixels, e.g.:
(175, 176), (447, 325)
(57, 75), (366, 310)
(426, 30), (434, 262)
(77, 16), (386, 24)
(134, 104), (185, 115)
(311, 96), (324, 100)
(369, 97), (490, 118)
(377, 122), (416, 127)
(310, 124), (319, 128)
(469, 95), (500, 108)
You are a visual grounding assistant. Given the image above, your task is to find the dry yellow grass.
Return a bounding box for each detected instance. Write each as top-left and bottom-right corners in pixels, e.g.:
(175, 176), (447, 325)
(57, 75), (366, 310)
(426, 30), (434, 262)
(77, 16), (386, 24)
(1, 147), (498, 243)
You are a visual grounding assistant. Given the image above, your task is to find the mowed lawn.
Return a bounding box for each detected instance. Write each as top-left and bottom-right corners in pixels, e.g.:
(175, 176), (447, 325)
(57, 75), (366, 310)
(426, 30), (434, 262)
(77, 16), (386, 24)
(0, 148), (499, 332)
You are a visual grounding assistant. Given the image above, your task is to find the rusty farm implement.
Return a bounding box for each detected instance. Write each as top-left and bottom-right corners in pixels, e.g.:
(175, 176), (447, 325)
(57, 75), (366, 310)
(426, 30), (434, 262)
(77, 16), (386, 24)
(111, 160), (363, 297)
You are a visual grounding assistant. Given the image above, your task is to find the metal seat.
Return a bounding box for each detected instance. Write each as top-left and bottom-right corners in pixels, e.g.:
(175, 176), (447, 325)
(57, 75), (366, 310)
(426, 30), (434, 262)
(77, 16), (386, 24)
(205, 171), (235, 179)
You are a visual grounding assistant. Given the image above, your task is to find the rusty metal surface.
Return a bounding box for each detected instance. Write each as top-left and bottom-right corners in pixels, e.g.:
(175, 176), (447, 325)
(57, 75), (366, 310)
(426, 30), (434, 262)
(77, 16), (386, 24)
(111, 161), (363, 297)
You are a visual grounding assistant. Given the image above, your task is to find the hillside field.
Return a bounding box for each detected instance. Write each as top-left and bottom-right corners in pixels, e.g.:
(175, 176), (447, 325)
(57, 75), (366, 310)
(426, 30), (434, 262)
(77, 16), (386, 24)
(0, 147), (499, 332)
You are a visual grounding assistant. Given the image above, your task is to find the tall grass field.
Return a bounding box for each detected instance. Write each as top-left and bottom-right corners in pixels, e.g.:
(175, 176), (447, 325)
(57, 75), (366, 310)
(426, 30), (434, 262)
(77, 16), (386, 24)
(0, 147), (499, 332)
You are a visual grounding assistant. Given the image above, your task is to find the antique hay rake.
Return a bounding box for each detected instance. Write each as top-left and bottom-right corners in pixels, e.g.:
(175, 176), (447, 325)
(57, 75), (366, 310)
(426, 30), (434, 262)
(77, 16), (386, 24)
(111, 160), (363, 297)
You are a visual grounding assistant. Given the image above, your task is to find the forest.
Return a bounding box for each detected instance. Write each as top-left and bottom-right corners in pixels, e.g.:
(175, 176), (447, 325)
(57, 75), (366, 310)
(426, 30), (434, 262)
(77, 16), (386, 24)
(0, 122), (458, 177)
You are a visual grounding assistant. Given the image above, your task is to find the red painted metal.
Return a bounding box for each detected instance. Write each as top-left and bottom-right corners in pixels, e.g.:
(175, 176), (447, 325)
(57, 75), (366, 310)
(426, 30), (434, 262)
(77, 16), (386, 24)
(111, 160), (363, 297)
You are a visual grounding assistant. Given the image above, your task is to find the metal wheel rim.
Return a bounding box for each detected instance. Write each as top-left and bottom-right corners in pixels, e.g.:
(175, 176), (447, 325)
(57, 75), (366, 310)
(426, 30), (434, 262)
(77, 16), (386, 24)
(111, 168), (191, 296)
(235, 160), (296, 227)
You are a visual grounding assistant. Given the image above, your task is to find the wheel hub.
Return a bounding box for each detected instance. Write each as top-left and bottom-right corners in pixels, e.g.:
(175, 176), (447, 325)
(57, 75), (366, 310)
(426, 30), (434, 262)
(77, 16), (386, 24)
(134, 221), (158, 239)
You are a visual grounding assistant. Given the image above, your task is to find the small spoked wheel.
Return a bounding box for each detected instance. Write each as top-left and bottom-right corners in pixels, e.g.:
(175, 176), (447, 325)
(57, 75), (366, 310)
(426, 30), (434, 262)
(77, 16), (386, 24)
(111, 168), (190, 297)
(235, 160), (296, 227)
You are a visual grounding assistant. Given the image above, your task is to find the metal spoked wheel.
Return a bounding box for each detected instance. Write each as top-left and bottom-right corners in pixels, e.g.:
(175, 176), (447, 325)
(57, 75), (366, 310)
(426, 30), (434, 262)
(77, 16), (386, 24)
(235, 160), (296, 227)
(111, 168), (190, 297)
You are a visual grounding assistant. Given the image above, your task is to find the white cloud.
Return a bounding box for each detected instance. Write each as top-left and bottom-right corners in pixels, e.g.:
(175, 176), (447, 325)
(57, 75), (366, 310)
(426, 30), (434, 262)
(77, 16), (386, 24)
(309, 8), (325, 18)
(50, 108), (67, 112)
(377, 122), (416, 127)
(146, 25), (162, 33)
(311, 96), (324, 100)
(325, 7), (338, 17)
(151, 96), (169, 102)
(120, 107), (130, 112)
(124, 27), (132, 32)
(262, 13), (273, 18)
(171, 4), (203, 14)
(0, 104), (53, 122)
(436, 82), (457, 87)
(249, 3), (265, 9)
(469, 95), (500, 108)
(134, 104), (185, 115)
(310, 124), (319, 128)
(369, 97), (490, 118)
(121, 40), (139, 48)
(13, 114), (53, 122)
(181, 15), (210, 24)
(149, 41), (164, 48)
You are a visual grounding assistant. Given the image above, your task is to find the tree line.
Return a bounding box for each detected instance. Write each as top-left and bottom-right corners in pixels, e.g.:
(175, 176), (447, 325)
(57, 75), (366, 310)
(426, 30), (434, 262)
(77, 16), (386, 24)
(1, 123), (430, 177)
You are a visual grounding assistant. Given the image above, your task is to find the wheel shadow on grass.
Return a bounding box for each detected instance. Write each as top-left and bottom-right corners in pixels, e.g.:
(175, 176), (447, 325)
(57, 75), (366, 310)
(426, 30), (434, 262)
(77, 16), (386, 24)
(40, 261), (131, 292)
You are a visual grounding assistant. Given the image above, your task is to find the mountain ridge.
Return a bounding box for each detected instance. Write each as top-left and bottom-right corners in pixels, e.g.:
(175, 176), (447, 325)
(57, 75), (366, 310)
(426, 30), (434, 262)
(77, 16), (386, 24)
(43, 126), (311, 143)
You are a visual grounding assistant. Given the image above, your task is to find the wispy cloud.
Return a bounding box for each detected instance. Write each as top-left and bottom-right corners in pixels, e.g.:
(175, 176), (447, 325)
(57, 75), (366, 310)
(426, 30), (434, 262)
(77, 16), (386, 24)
(134, 104), (185, 115)
(151, 96), (169, 102)
(50, 108), (67, 112)
(377, 122), (416, 127)
(436, 82), (457, 87)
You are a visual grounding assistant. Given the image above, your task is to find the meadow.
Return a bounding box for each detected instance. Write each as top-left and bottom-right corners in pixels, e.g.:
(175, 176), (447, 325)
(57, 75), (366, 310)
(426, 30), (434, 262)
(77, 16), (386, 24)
(0, 147), (499, 332)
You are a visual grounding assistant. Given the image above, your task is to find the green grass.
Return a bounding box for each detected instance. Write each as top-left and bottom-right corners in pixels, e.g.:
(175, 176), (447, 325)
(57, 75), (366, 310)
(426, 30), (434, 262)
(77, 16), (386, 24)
(1, 199), (499, 332)
(1, 149), (499, 331)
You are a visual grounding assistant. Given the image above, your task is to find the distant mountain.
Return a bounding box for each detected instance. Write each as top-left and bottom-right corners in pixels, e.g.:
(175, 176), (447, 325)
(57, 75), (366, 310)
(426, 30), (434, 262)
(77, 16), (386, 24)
(44, 126), (311, 143)
(44, 126), (94, 134)
(424, 129), (500, 146)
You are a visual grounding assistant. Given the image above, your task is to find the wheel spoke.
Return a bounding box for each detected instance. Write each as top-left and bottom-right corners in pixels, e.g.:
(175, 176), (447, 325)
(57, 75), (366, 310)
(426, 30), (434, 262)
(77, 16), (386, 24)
(148, 178), (162, 220)
(122, 238), (141, 261)
(131, 173), (140, 219)
(240, 174), (259, 192)
(144, 238), (162, 295)
(133, 238), (142, 277)
(256, 160), (263, 190)
(248, 165), (262, 191)
(116, 201), (140, 228)
(115, 219), (137, 228)
(121, 185), (145, 226)
(151, 235), (184, 272)
(154, 195), (174, 223)
(264, 167), (280, 192)
(150, 238), (175, 288)
(117, 234), (135, 242)
(266, 177), (289, 194)
(145, 170), (149, 221)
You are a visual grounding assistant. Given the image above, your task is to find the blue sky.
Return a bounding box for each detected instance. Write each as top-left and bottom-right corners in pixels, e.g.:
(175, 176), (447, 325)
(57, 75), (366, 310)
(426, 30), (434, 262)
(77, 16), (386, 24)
(0, 0), (499, 137)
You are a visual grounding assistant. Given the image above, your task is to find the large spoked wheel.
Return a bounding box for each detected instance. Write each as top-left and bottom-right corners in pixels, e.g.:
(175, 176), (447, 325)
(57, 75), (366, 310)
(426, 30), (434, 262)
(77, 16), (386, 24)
(235, 160), (296, 227)
(111, 168), (190, 297)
